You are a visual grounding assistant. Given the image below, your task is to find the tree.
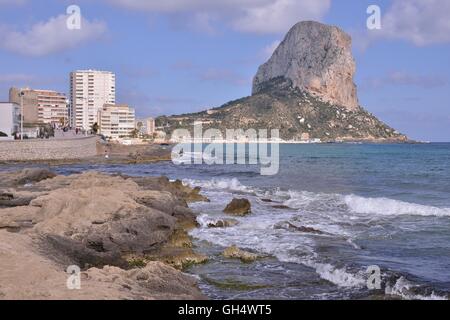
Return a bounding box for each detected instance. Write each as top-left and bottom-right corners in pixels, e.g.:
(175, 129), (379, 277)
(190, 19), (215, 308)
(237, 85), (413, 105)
(130, 128), (140, 138)
(91, 122), (99, 134)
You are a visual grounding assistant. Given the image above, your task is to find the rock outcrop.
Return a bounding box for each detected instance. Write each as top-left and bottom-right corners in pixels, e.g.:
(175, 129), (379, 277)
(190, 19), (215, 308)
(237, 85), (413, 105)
(253, 21), (359, 111)
(223, 198), (251, 216)
(222, 245), (259, 263)
(206, 218), (239, 228)
(0, 230), (203, 300)
(274, 221), (324, 235)
(0, 168), (56, 187)
(0, 169), (208, 300)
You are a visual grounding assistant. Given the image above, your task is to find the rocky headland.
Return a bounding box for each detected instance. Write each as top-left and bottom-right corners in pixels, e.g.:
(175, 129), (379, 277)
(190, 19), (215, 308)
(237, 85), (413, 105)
(157, 21), (408, 143)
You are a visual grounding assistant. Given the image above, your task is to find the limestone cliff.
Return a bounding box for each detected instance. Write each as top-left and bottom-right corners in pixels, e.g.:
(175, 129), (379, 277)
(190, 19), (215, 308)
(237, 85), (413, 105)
(253, 21), (359, 111)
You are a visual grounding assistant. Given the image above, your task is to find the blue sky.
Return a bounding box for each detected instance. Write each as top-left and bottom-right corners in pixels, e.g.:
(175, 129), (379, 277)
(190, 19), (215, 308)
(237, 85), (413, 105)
(0, 0), (449, 141)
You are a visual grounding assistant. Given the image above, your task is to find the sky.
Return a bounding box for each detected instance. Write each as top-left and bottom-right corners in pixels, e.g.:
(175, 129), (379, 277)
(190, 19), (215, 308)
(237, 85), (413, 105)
(0, 0), (449, 142)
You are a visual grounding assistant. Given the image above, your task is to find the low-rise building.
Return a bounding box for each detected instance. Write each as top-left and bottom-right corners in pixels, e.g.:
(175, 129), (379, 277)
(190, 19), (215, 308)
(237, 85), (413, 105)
(0, 102), (20, 140)
(98, 104), (135, 139)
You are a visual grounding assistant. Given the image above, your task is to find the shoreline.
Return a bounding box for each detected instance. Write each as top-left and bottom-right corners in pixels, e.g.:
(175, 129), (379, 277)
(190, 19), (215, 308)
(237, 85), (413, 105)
(0, 139), (425, 167)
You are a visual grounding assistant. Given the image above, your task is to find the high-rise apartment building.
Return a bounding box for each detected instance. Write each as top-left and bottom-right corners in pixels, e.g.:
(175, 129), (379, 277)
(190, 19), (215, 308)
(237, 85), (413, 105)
(70, 70), (115, 130)
(97, 104), (135, 139)
(9, 87), (68, 127)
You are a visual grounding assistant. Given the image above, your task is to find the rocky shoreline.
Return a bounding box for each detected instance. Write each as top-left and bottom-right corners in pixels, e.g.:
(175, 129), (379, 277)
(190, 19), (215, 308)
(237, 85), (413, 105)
(0, 168), (209, 300)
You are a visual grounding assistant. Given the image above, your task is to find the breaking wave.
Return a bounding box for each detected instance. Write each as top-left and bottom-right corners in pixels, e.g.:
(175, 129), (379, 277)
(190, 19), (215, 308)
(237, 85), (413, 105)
(344, 195), (450, 217)
(385, 277), (448, 300)
(186, 177), (450, 218)
(186, 177), (450, 298)
(183, 177), (255, 193)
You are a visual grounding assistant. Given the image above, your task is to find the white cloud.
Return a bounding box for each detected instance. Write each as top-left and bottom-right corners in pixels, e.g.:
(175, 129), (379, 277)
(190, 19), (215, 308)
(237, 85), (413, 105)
(365, 0), (450, 46)
(105, 0), (331, 34)
(232, 0), (331, 34)
(0, 15), (107, 56)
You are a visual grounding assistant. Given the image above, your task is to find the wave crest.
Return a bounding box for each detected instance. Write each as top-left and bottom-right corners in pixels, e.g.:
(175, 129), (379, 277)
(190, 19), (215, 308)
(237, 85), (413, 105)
(345, 195), (450, 217)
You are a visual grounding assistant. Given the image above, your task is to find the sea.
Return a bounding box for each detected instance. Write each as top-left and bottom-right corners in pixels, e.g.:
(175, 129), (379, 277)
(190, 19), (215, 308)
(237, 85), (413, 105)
(3, 143), (450, 300)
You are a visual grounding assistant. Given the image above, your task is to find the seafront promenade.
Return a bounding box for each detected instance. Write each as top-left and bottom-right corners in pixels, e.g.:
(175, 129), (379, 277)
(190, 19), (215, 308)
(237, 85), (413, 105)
(0, 135), (99, 161)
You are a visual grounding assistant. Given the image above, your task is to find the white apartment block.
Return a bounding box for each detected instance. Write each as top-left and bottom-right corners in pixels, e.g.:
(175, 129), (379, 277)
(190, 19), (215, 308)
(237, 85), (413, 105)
(35, 90), (68, 127)
(70, 70), (115, 130)
(98, 104), (135, 139)
(0, 102), (20, 140)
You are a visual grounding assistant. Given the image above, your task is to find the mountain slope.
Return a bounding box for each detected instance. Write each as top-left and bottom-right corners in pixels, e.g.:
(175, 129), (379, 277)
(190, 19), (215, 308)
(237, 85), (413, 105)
(157, 77), (407, 142)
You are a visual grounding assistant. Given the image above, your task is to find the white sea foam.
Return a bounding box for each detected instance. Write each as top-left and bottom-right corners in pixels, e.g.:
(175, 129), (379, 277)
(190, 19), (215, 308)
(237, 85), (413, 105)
(187, 177), (450, 294)
(385, 277), (448, 300)
(280, 189), (450, 218)
(196, 214), (216, 228)
(346, 238), (362, 250)
(183, 177), (254, 193)
(279, 253), (366, 288)
(310, 262), (366, 288)
(190, 177), (450, 218)
(345, 195), (450, 217)
(196, 214), (239, 229)
(193, 212), (365, 289)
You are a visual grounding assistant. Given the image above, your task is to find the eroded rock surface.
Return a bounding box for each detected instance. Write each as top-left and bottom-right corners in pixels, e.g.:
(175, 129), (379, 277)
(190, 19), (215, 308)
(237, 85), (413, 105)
(0, 169), (208, 300)
(253, 21), (359, 111)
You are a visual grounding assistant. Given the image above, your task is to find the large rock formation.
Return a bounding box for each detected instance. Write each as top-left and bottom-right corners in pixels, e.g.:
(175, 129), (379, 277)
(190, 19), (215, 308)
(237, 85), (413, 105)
(0, 169), (208, 300)
(0, 231), (204, 300)
(253, 21), (359, 111)
(157, 21), (408, 143)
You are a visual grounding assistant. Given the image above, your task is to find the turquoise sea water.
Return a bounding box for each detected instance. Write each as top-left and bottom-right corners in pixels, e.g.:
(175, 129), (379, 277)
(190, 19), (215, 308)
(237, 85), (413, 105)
(3, 143), (449, 299)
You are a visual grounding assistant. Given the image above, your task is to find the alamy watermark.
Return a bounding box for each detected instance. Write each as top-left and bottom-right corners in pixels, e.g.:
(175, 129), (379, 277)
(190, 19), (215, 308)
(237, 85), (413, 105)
(171, 122), (280, 176)
(66, 265), (81, 290)
(66, 5), (82, 30)
(367, 4), (382, 30)
(367, 265), (382, 290)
